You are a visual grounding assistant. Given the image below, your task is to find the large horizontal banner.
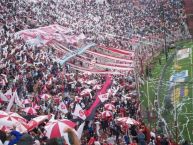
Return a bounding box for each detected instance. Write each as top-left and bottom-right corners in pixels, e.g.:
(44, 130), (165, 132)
(86, 50), (133, 63)
(67, 63), (123, 75)
(78, 55), (132, 66)
(99, 45), (135, 56)
(15, 24), (85, 47)
(75, 56), (134, 70)
(54, 43), (134, 65)
(59, 43), (96, 65)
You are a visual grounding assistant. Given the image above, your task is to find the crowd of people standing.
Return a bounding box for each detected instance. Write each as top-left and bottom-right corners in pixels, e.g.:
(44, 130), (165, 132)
(0, 0), (191, 144)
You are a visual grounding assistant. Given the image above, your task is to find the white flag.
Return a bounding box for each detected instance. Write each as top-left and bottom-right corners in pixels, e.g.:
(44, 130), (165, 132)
(98, 93), (109, 103)
(76, 122), (85, 139)
(0, 91), (8, 102)
(14, 91), (23, 108)
(4, 88), (12, 100)
(58, 101), (68, 114)
(177, 48), (191, 60)
(6, 92), (15, 111)
(72, 104), (86, 120)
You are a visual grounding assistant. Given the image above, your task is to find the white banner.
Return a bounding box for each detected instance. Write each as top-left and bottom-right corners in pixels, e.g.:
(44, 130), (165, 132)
(6, 91), (15, 111)
(177, 48), (191, 60)
(58, 102), (68, 114)
(72, 104), (86, 120)
(14, 91), (23, 108)
(98, 93), (109, 103)
(76, 122), (85, 139)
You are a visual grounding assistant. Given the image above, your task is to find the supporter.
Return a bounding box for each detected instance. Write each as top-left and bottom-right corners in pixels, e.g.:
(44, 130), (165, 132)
(0, 130), (9, 145)
(137, 129), (146, 145)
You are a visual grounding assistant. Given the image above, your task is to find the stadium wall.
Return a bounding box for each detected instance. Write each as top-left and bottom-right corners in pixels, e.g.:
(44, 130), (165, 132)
(184, 0), (193, 36)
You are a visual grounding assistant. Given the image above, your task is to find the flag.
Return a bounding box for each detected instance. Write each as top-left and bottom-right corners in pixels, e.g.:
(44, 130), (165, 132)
(0, 91), (9, 102)
(72, 104), (86, 120)
(4, 88), (12, 100)
(14, 91), (23, 108)
(76, 122), (85, 139)
(177, 48), (191, 60)
(85, 75), (112, 120)
(98, 93), (109, 103)
(170, 70), (188, 83)
(180, 86), (188, 97)
(58, 102), (68, 114)
(184, 86), (188, 96)
(172, 88), (180, 104)
(6, 92), (15, 111)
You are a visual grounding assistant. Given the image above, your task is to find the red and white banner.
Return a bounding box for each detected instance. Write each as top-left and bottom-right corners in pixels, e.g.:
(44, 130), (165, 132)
(72, 104), (86, 120)
(85, 75), (112, 120)
(67, 63), (122, 75)
(0, 92), (9, 102)
(15, 24), (85, 47)
(4, 88), (12, 100)
(14, 92), (23, 108)
(6, 91), (16, 111)
(75, 56), (134, 70)
(98, 93), (109, 103)
(53, 43), (134, 71)
(58, 102), (68, 114)
(77, 55), (132, 67)
(99, 45), (134, 56)
(86, 50), (133, 63)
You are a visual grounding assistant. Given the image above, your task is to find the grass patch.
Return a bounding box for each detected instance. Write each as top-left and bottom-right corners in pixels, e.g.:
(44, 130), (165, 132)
(141, 41), (193, 143)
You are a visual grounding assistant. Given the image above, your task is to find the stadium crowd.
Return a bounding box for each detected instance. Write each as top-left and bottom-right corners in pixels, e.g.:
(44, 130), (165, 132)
(0, 0), (191, 145)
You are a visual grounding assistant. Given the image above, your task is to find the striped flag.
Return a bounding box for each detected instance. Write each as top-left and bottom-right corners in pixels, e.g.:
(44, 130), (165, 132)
(85, 75), (112, 120)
